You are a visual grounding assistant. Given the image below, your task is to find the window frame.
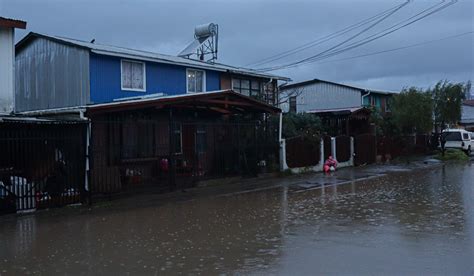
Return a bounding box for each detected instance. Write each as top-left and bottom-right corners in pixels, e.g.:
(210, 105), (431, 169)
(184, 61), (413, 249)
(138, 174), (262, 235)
(289, 96), (297, 113)
(121, 59), (147, 92)
(232, 78), (262, 97)
(186, 68), (206, 94)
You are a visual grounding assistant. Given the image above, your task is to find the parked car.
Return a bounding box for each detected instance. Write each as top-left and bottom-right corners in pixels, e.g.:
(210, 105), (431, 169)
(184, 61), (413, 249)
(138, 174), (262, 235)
(441, 129), (472, 155)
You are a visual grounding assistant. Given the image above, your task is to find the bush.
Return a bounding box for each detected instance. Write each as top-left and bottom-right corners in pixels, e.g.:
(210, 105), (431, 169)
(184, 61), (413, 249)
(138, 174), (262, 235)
(281, 113), (323, 142)
(435, 149), (469, 162)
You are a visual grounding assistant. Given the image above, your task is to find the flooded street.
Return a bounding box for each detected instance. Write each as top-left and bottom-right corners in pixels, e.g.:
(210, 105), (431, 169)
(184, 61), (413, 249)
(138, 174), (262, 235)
(0, 163), (473, 275)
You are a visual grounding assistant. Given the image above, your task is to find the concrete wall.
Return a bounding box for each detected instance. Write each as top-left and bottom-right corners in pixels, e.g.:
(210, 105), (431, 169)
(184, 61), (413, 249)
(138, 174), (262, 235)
(15, 37), (90, 112)
(0, 27), (14, 114)
(280, 82), (362, 113)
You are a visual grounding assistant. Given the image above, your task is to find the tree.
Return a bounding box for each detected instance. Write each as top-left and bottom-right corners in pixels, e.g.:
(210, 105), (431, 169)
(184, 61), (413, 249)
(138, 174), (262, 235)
(430, 80), (470, 130)
(278, 87), (304, 113)
(391, 87), (433, 134)
(281, 112), (323, 142)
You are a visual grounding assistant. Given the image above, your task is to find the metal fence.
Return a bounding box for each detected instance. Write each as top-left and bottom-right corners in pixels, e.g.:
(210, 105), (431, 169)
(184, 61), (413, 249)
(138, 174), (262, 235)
(0, 123), (86, 214)
(89, 120), (278, 196)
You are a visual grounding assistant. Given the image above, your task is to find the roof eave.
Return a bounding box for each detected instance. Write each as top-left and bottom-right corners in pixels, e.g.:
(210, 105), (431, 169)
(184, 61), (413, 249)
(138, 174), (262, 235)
(0, 17), (26, 29)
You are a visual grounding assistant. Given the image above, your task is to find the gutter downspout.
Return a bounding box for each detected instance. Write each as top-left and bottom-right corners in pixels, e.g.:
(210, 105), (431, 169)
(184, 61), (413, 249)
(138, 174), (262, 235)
(361, 90), (371, 106)
(80, 110), (92, 204)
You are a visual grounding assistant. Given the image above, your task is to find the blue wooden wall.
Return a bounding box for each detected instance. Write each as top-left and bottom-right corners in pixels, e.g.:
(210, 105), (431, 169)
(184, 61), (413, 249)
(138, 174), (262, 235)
(89, 53), (220, 104)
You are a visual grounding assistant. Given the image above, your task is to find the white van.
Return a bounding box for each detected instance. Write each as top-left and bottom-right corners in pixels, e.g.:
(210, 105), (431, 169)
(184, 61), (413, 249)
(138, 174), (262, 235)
(442, 129), (472, 155)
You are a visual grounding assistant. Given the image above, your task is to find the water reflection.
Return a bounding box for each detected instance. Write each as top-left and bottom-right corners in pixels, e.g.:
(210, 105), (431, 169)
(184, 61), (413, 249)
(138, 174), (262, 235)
(0, 164), (472, 275)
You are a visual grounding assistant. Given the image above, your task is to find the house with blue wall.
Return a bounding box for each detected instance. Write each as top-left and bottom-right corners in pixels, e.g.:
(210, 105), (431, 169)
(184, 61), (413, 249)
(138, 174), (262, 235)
(14, 32), (288, 112)
(12, 32), (288, 194)
(362, 90), (396, 114)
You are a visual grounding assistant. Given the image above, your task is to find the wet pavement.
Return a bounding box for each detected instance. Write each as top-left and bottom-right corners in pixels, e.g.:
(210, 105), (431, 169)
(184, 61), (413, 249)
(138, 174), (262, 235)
(0, 161), (473, 275)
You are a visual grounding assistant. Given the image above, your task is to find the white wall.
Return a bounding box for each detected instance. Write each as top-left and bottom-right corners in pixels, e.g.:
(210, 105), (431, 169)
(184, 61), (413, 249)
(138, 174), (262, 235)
(280, 82), (362, 113)
(0, 27), (14, 114)
(461, 104), (474, 123)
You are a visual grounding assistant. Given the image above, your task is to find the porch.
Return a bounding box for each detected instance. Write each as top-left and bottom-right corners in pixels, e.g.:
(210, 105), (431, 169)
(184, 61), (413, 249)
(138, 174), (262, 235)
(86, 90), (281, 195)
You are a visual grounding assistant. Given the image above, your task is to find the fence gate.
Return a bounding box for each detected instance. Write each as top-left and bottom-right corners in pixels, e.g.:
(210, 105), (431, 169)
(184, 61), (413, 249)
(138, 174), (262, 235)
(285, 136), (320, 168)
(0, 123), (86, 214)
(336, 135), (351, 162)
(354, 133), (376, 166)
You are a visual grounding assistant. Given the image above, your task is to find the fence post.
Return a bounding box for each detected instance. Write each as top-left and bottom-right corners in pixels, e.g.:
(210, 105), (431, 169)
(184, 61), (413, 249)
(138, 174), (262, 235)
(331, 137), (337, 161)
(349, 137), (354, 166)
(318, 138), (324, 171)
(279, 139), (288, 171)
(168, 108), (176, 191)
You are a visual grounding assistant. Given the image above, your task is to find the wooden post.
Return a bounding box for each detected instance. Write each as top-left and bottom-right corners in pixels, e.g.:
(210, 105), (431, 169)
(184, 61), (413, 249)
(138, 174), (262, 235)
(168, 108), (176, 191)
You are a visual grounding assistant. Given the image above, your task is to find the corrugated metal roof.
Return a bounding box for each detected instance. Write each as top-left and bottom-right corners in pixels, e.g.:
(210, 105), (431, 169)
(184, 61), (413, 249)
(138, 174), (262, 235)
(0, 116), (86, 124)
(463, 100), (474, 107)
(16, 32), (290, 81)
(307, 107), (364, 113)
(16, 90), (281, 115)
(87, 89), (281, 114)
(281, 78), (397, 94)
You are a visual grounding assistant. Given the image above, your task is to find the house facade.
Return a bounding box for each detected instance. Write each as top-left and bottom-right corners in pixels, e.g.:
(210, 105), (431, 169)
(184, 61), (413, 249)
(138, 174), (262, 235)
(14, 32), (289, 112)
(9, 32), (288, 200)
(362, 90), (394, 113)
(280, 78), (395, 114)
(279, 78), (395, 136)
(461, 100), (474, 131)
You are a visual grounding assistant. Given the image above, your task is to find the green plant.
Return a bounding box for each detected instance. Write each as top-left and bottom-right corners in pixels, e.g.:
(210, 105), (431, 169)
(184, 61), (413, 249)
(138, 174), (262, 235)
(435, 149), (469, 162)
(281, 112), (323, 143)
(430, 80), (470, 129)
(391, 87), (433, 135)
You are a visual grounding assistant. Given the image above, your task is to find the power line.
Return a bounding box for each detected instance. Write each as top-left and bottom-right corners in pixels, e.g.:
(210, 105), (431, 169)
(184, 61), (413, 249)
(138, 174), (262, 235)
(316, 31), (473, 64)
(304, 0), (457, 65)
(245, 1), (409, 67)
(257, 0), (457, 72)
(258, 0), (453, 71)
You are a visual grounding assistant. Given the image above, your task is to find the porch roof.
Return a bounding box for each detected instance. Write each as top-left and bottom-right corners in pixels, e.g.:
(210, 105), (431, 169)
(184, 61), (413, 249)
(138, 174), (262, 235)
(307, 106), (371, 119)
(86, 90), (281, 115)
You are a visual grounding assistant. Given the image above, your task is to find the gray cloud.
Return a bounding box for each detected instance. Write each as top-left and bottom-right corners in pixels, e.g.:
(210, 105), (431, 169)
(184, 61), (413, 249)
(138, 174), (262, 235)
(1, 0), (473, 92)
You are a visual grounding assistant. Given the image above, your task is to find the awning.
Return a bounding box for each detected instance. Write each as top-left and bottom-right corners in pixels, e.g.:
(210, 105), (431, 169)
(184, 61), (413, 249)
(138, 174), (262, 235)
(86, 90), (281, 115)
(307, 107), (371, 119)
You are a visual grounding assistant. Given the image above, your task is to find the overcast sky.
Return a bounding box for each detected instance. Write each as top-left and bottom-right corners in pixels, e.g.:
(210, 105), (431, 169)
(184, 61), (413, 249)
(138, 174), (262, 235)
(1, 0), (473, 92)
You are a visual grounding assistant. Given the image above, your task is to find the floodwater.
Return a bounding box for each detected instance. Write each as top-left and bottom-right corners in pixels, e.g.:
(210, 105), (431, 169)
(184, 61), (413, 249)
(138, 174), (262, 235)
(0, 163), (473, 275)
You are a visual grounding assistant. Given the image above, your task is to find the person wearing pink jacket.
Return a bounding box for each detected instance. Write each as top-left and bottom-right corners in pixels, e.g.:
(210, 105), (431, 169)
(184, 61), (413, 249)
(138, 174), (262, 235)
(324, 156), (338, 173)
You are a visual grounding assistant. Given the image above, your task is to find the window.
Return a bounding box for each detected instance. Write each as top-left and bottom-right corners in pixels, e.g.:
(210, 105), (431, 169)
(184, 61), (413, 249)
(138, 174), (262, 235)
(444, 132), (461, 141)
(289, 96), (297, 113)
(173, 125), (182, 154)
(463, 133), (469, 140)
(232, 78), (261, 97)
(121, 60), (146, 91)
(187, 69), (206, 93)
(370, 96), (376, 106)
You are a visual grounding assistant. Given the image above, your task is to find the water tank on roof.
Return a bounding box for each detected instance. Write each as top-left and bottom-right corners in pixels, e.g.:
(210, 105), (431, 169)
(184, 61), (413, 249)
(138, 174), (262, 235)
(178, 23), (219, 63)
(194, 23), (218, 40)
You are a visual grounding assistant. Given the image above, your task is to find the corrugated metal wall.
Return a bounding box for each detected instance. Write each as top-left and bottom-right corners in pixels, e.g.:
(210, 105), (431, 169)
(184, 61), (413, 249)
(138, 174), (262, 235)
(89, 53), (221, 104)
(281, 82), (362, 112)
(15, 37), (90, 112)
(0, 27), (14, 113)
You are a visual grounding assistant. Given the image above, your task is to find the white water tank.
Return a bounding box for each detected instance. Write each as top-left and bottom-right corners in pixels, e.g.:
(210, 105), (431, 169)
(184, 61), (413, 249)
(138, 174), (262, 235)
(194, 23), (217, 39)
